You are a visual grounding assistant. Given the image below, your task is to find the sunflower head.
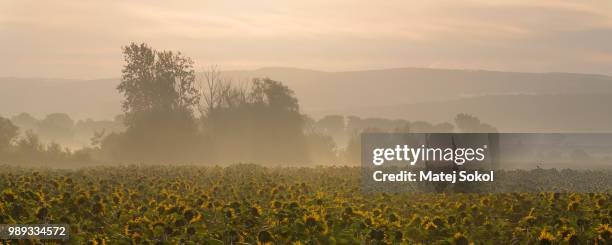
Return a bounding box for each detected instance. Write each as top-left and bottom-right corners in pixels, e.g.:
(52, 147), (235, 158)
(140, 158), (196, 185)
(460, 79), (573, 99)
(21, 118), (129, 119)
(183, 208), (196, 221)
(2, 189), (16, 202)
(250, 205), (262, 217)
(35, 206), (48, 220)
(567, 200), (580, 211)
(303, 213), (320, 227)
(538, 229), (555, 245)
(257, 230), (273, 245)
(424, 221), (438, 231)
(225, 209), (236, 219)
(595, 224), (611, 241)
(271, 200), (282, 209)
(388, 212), (399, 223)
(344, 206), (354, 216)
(453, 232), (469, 245)
(369, 229), (385, 241)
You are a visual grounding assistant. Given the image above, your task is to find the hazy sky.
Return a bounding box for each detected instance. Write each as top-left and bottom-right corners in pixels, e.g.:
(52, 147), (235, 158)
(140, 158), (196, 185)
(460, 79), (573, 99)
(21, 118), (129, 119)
(1, 0), (612, 79)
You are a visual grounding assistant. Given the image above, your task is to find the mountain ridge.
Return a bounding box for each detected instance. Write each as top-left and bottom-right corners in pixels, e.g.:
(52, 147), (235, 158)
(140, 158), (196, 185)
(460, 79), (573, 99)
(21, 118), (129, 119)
(2, 67), (612, 132)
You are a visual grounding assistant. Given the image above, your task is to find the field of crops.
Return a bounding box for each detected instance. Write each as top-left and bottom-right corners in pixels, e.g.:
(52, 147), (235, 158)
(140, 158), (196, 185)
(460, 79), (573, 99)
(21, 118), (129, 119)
(0, 164), (610, 244)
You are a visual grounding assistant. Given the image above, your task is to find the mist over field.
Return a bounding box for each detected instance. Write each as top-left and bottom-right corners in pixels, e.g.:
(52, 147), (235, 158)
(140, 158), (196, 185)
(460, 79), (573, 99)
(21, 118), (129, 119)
(2, 64), (612, 170)
(1, 1), (612, 244)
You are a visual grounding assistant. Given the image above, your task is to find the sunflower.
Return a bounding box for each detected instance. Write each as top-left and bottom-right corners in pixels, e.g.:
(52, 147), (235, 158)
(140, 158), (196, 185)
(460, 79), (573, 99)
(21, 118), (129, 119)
(595, 224), (611, 241)
(257, 230), (274, 245)
(250, 204), (262, 217)
(369, 228), (385, 241)
(567, 200), (580, 211)
(303, 213), (320, 227)
(35, 206), (48, 220)
(453, 232), (469, 245)
(538, 229), (555, 245)
(2, 189), (16, 202)
(424, 221), (438, 231)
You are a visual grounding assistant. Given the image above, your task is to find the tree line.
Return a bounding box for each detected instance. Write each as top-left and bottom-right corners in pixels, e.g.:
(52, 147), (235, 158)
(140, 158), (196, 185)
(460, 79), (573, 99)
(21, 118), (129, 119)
(90, 43), (332, 165)
(0, 43), (496, 166)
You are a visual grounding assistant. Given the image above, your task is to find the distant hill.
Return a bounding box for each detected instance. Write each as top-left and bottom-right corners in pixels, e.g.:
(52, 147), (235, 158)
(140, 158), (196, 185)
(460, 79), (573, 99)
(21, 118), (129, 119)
(2, 67), (612, 131)
(348, 93), (612, 132)
(0, 77), (121, 120)
(223, 67), (612, 117)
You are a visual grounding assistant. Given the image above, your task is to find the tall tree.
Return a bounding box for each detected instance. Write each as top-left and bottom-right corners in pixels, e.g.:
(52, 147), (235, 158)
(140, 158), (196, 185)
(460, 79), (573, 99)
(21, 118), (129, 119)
(103, 43), (201, 162)
(118, 42), (200, 127)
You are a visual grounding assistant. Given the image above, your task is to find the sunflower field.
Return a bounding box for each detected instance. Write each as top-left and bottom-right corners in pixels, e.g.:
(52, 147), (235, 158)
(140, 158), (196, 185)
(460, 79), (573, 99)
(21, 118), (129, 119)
(0, 164), (610, 244)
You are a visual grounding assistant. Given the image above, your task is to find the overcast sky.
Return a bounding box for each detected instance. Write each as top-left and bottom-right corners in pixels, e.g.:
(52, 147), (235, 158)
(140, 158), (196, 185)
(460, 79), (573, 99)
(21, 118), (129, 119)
(1, 0), (612, 79)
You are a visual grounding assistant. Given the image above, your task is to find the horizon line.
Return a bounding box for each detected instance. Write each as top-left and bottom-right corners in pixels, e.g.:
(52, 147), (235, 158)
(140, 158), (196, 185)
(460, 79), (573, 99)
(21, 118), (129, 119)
(2, 66), (612, 81)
